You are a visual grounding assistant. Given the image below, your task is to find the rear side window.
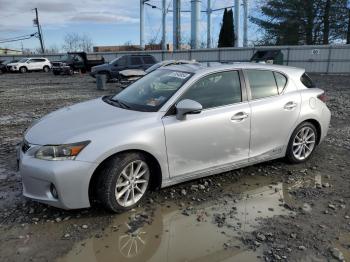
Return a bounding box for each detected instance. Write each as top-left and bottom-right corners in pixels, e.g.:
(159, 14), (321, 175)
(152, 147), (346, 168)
(246, 70), (278, 99)
(130, 57), (142, 65)
(31, 58), (45, 62)
(274, 72), (287, 93)
(143, 56), (155, 64)
(300, 73), (315, 88)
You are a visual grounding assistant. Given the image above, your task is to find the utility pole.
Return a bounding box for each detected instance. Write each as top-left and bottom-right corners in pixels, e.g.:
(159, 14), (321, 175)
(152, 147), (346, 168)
(162, 0), (167, 50)
(191, 0), (201, 49)
(207, 0), (212, 48)
(33, 8), (45, 53)
(140, 0), (146, 49)
(234, 0), (240, 47)
(243, 0), (248, 47)
(173, 0), (181, 50)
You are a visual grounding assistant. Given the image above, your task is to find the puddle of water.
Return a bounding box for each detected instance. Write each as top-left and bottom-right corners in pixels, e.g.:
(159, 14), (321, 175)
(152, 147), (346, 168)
(57, 174), (304, 262)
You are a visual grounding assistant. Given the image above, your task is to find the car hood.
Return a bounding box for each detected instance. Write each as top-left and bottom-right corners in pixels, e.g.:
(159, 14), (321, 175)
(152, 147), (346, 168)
(25, 97), (152, 145)
(7, 63), (21, 66)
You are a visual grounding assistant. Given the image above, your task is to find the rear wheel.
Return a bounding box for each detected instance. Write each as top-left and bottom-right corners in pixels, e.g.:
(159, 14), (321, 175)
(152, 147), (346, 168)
(286, 122), (318, 163)
(19, 67), (27, 73)
(97, 153), (150, 213)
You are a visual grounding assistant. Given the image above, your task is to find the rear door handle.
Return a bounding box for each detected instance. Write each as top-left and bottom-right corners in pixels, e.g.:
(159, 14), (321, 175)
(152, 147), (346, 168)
(231, 112), (249, 122)
(284, 101), (297, 110)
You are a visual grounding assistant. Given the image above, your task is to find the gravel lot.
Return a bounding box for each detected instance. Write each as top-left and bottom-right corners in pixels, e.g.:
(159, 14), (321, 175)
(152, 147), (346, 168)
(0, 72), (349, 262)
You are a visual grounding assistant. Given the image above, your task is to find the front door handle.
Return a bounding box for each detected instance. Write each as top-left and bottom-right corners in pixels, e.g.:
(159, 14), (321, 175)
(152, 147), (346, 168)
(231, 112), (249, 122)
(284, 101), (297, 110)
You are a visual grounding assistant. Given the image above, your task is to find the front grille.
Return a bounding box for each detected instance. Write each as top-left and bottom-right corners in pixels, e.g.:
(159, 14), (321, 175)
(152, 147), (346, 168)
(52, 62), (61, 67)
(22, 141), (31, 153)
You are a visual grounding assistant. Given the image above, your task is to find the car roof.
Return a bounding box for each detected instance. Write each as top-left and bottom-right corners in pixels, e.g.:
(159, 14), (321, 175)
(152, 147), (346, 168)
(165, 62), (305, 76)
(20, 57), (47, 60)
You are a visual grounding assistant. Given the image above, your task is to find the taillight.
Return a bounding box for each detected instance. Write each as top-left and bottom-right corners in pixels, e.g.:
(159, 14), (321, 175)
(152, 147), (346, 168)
(317, 93), (327, 102)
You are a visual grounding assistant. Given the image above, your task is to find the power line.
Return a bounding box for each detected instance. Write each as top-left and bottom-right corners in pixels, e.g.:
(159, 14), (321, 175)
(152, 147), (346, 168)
(0, 33), (36, 42)
(0, 33), (37, 44)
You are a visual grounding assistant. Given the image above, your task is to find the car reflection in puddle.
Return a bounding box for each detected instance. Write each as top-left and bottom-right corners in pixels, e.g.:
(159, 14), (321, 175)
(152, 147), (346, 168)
(58, 174), (325, 262)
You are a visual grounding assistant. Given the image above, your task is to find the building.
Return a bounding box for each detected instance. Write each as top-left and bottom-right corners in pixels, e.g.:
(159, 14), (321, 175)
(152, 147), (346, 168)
(0, 48), (22, 55)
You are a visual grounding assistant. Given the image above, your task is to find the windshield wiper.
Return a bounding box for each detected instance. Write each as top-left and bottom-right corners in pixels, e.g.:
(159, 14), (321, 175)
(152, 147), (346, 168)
(111, 98), (130, 109)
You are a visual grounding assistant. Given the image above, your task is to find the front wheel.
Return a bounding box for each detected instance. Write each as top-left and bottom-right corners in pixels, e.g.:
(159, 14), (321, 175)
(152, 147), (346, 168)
(286, 122), (318, 163)
(43, 66), (50, 72)
(97, 153), (150, 213)
(19, 67), (27, 73)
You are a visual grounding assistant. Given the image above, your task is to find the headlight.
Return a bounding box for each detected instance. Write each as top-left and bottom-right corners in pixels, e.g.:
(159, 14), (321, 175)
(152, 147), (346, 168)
(35, 141), (90, 161)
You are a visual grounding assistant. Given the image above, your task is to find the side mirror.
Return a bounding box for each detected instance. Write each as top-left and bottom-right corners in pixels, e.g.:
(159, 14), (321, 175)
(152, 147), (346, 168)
(175, 99), (202, 120)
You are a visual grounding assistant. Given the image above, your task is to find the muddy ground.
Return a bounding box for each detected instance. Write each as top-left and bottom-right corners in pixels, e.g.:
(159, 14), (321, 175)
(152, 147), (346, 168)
(0, 72), (349, 262)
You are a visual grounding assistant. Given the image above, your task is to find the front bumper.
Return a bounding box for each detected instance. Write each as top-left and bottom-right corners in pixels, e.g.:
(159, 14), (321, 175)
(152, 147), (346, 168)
(19, 147), (98, 209)
(7, 66), (17, 72)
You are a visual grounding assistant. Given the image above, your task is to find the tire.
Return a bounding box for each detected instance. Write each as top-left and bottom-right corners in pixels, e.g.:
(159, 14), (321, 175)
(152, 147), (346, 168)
(97, 153), (151, 213)
(43, 66), (50, 72)
(285, 122), (318, 164)
(19, 67), (27, 73)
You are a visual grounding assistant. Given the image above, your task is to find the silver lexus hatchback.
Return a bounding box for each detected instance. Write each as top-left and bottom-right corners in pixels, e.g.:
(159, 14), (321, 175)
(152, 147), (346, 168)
(18, 63), (331, 212)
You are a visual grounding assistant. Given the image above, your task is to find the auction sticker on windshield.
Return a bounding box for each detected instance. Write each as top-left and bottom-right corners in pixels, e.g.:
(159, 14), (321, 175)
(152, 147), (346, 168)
(168, 72), (191, 79)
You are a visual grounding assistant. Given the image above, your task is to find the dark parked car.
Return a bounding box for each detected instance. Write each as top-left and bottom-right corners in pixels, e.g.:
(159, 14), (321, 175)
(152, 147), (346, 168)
(0, 61), (6, 74)
(0, 59), (19, 73)
(52, 52), (105, 75)
(250, 49), (284, 65)
(90, 54), (157, 81)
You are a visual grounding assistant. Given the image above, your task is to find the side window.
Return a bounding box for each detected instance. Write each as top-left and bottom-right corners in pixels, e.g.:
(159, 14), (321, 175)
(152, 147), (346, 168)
(300, 73), (315, 88)
(180, 71), (242, 109)
(116, 56), (127, 66)
(143, 56), (155, 64)
(274, 72), (287, 94)
(246, 70), (278, 99)
(130, 57), (142, 65)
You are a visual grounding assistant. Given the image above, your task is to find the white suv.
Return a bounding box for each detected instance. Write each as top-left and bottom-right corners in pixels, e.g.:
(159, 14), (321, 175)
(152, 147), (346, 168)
(7, 57), (52, 73)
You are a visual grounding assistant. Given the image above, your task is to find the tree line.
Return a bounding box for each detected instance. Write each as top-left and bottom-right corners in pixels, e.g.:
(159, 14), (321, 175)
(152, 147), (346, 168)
(251, 0), (350, 45)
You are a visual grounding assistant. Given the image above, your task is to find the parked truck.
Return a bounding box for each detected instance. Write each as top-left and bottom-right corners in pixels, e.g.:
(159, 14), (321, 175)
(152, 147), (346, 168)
(52, 52), (105, 75)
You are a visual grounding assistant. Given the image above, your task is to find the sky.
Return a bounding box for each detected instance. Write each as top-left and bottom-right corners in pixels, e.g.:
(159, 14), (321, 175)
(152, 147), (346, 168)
(0, 0), (259, 51)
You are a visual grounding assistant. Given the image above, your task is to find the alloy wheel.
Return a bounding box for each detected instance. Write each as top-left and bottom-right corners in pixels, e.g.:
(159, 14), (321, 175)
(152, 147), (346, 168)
(115, 160), (149, 207)
(292, 126), (316, 160)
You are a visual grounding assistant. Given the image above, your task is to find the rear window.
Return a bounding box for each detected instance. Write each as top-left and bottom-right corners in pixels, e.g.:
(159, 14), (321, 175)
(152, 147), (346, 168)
(300, 73), (315, 88)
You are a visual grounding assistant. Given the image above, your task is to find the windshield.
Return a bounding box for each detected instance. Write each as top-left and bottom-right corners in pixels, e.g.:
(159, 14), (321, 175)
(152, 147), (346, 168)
(111, 69), (193, 112)
(18, 58), (28, 63)
(109, 57), (120, 64)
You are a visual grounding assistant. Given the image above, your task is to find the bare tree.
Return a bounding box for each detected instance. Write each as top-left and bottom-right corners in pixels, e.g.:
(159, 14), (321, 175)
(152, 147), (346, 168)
(46, 45), (60, 54)
(78, 34), (93, 52)
(62, 33), (93, 52)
